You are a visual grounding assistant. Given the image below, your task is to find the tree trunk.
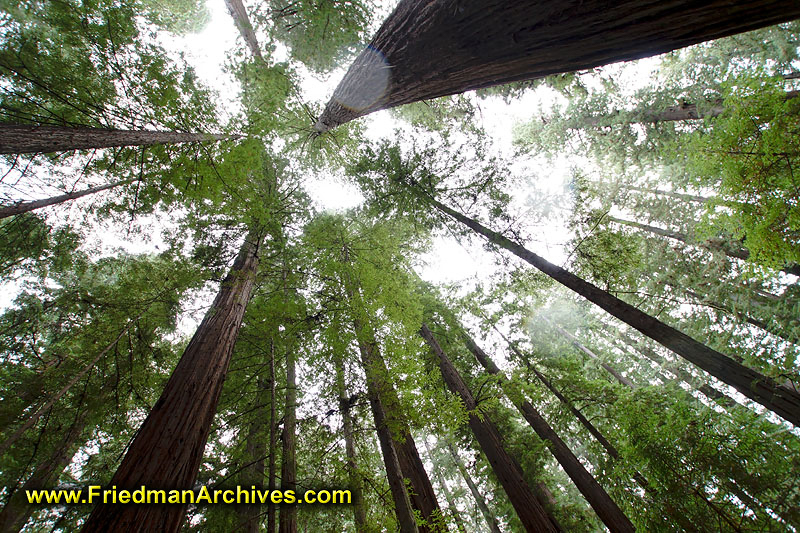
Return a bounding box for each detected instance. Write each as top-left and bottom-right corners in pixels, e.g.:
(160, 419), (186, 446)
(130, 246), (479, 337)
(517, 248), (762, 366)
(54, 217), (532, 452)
(80, 229), (263, 533)
(334, 355), (368, 532)
(543, 318), (635, 388)
(615, 332), (737, 408)
(0, 409), (88, 533)
(620, 185), (708, 203)
(237, 376), (268, 533)
(0, 124), (236, 155)
(445, 441), (503, 533)
(420, 323), (561, 533)
(607, 215), (800, 276)
(223, 0), (264, 59)
(463, 334), (636, 533)
(279, 349), (297, 533)
(354, 318), (442, 532)
(422, 440), (468, 533)
(315, 0), (800, 131)
(267, 339), (279, 533)
(423, 194), (800, 427)
(353, 318), (419, 533)
(0, 178), (135, 220)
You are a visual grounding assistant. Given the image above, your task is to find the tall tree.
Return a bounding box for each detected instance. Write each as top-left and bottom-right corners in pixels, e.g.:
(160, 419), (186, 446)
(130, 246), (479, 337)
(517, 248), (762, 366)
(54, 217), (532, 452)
(81, 228), (264, 533)
(420, 323), (562, 533)
(315, 0), (800, 130)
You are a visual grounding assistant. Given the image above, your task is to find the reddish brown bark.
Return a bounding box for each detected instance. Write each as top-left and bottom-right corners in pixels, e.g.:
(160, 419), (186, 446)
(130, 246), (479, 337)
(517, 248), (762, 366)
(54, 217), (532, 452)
(0, 124), (236, 155)
(0, 178), (135, 220)
(423, 194), (800, 427)
(354, 318), (443, 532)
(316, 0), (800, 130)
(80, 229), (263, 533)
(420, 324), (561, 533)
(463, 334), (635, 533)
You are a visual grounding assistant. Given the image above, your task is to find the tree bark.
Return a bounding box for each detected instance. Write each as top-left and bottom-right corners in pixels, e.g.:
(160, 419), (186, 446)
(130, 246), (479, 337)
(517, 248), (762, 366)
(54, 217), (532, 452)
(0, 410), (88, 533)
(423, 194), (800, 427)
(279, 351), (297, 533)
(315, 0), (800, 131)
(334, 354), (368, 532)
(237, 376), (268, 533)
(445, 441), (503, 533)
(607, 215), (800, 277)
(223, 0), (264, 59)
(620, 185), (708, 203)
(267, 339), (279, 533)
(80, 229), (263, 533)
(420, 323), (562, 533)
(0, 178), (135, 220)
(0, 124), (236, 155)
(354, 318), (442, 532)
(463, 333), (636, 533)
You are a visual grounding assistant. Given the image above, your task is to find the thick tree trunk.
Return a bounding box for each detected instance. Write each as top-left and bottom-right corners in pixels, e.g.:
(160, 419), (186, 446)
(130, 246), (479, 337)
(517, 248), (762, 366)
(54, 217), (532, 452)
(607, 215), (800, 276)
(422, 440), (468, 533)
(237, 377), (268, 533)
(334, 355), (368, 532)
(420, 323), (561, 533)
(80, 229), (263, 533)
(315, 0), (800, 131)
(0, 178), (135, 220)
(352, 315), (419, 533)
(279, 350), (297, 533)
(0, 410), (88, 533)
(423, 194), (800, 427)
(354, 318), (442, 532)
(543, 318), (635, 388)
(463, 334), (635, 533)
(223, 0), (264, 59)
(445, 441), (503, 533)
(0, 124), (236, 154)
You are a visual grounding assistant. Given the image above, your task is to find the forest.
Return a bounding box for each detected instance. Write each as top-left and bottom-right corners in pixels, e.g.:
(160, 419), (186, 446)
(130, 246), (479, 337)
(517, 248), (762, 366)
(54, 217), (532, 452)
(1, 0), (800, 531)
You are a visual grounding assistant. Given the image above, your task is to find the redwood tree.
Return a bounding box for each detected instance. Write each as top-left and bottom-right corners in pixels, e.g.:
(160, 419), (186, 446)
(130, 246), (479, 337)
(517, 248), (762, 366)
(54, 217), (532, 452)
(80, 228), (264, 533)
(315, 0), (800, 131)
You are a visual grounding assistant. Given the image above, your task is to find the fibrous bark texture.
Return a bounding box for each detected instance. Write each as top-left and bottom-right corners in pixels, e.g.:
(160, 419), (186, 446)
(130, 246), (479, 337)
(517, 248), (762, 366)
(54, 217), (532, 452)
(316, 0), (800, 131)
(80, 230), (262, 533)
(0, 124), (234, 154)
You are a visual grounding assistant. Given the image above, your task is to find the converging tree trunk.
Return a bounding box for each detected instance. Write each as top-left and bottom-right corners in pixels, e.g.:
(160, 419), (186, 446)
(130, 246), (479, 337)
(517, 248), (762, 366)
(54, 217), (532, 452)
(334, 354), (368, 532)
(224, 0), (264, 59)
(421, 194), (800, 427)
(0, 178), (135, 220)
(463, 333), (635, 533)
(607, 215), (800, 276)
(267, 340), (279, 533)
(445, 441), (503, 533)
(315, 0), (800, 131)
(542, 318), (635, 388)
(0, 124), (236, 155)
(237, 376), (269, 533)
(419, 323), (562, 533)
(80, 228), (264, 533)
(422, 440), (468, 533)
